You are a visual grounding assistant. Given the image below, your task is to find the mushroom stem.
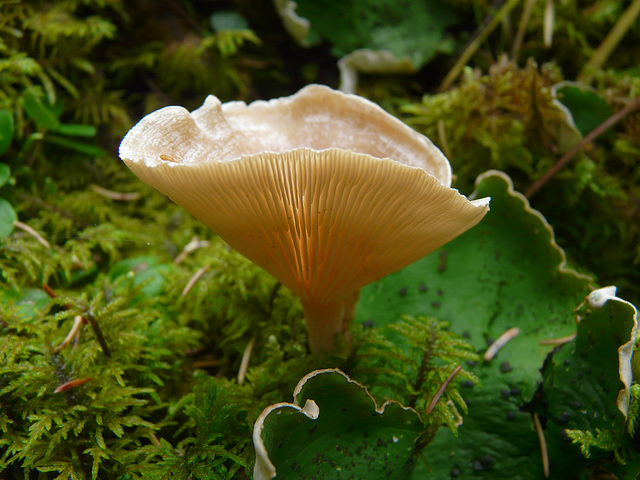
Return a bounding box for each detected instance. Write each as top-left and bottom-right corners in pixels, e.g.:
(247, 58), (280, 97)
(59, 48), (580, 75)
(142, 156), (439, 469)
(301, 291), (360, 352)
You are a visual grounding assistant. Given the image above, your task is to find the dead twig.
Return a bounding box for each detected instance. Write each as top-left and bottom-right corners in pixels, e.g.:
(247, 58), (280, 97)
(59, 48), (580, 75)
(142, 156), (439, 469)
(53, 315), (85, 352)
(578, 0), (640, 83)
(237, 336), (257, 385)
(439, 0), (520, 92)
(54, 377), (92, 393)
(538, 333), (576, 346)
(174, 236), (211, 264)
(181, 265), (210, 297)
(511, 0), (537, 61)
(426, 365), (463, 414)
(90, 184), (141, 201)
(84, 313), (111, 357)
(484, 327), (520, 361)
(13, 221), (50, 249)
(533, 413), (550, 477)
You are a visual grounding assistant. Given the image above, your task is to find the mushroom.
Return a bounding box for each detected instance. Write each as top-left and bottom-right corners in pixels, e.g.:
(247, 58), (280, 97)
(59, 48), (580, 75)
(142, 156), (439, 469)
(119, 85), (490, 351)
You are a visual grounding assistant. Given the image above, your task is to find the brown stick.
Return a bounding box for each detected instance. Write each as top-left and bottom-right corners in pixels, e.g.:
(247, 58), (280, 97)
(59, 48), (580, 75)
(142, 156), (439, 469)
(84, 313), (111, 357)
(54, 377), (92, 393)
(426, 365), (463, 414)
(533, 413), (550, 477)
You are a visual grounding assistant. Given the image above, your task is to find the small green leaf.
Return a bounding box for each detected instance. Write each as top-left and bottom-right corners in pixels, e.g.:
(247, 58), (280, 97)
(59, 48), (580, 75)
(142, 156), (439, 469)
(254, 369), (425, 479)
(0, 287), (50, 321)
(554, 83), (614, 137)
(539, 287), (638, 474)
(0, 198), (17, 238)
(45, 134), (106, 157)
(210, 11), (250, 32)
(109, 256), (175, 300)
(0, 109), (14, 155)
(291, 0), (458, 68)
(0, 163), (10, 188)
(55, 123), (98, 137)
(21, 87), (61, 130)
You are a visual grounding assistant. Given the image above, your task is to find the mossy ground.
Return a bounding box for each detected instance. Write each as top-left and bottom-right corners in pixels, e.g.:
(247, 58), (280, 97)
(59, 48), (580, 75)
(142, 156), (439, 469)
(1, 1), (639, 478)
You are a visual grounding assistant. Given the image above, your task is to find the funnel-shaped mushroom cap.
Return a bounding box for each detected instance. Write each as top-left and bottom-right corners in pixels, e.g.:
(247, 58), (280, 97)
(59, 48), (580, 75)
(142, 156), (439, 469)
(120, 85), (490, 350)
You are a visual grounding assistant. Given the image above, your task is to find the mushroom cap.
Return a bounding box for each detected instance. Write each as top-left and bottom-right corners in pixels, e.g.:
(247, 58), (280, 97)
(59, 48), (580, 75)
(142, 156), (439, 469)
(120, 84), (452, 185)
(119, 85), (489, 304)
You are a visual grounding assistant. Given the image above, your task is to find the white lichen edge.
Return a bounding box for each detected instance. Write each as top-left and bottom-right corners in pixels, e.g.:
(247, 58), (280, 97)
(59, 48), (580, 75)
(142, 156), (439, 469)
(271, 0), (416, 94)
(252, 400), (317, 480)
(587, 286), (639, 419)
(338, 49), (416, 93)
(252, 368), (420, 480)
(272, 0), (313, 47)
(549, 81), (586, 153)
(471, 170), (595, 286)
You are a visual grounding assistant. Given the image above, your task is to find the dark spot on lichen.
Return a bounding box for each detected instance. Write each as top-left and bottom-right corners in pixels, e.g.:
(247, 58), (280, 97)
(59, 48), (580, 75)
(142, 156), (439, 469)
(509, 387), (520, 396)
(460, 380), (475, 388)
(467, 360), (477, 367)
(418, 283), (428, 293)
(506, 411), (516, 420)
(431, 301), (441, 309)
(438, 249), (448, 272)
(450, 466), (461, 477)
(480, 455), (495, 470)
(312, 452), (326, 465)
(556, 411), (571, 425)
(309, 426), (317, 434)
(362, 319), (374, 329)
(500, 362), (513, 373)
(462, 331), (471, 339)
(398, 286), (408, 297)
(501, 389), (510, 398)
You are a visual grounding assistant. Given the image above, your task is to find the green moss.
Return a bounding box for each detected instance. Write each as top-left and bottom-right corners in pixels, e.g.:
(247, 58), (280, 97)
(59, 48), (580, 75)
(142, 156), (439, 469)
(343, 316), (479, 434)
(2, 1), (640, 477)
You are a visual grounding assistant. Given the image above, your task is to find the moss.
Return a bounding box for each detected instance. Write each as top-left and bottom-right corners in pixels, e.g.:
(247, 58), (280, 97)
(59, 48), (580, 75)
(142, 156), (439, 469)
(2, 1), (640, 477)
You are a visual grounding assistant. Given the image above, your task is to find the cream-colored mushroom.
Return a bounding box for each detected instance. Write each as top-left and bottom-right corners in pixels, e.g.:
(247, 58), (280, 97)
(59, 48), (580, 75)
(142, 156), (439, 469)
(119, 84), (490, 351)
